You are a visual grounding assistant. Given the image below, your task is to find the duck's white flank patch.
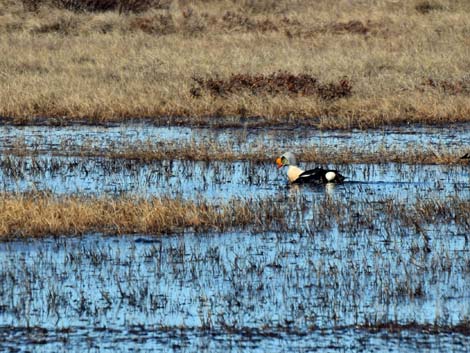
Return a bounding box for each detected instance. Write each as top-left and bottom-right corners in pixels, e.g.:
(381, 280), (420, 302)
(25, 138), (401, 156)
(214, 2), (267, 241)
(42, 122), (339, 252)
(325, 171), (336, 181)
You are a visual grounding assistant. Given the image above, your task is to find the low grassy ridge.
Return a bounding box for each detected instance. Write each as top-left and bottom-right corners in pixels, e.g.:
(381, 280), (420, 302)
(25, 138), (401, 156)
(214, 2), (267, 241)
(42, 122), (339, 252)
(0, 193), (285, 238)
(0, 192), (468, 239)
(0, 0), (469, 128)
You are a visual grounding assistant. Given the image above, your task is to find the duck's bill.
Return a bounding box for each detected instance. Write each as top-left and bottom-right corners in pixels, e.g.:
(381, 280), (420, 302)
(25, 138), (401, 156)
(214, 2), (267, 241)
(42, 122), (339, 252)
(275, 157), (283, 169)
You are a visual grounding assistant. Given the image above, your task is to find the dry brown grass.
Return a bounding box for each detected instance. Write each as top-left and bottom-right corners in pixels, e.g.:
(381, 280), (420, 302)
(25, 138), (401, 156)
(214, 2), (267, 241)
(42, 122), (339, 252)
(0, 0), (469, 128)
(0, 192), (284, 239)
(0, 192), (468, 239)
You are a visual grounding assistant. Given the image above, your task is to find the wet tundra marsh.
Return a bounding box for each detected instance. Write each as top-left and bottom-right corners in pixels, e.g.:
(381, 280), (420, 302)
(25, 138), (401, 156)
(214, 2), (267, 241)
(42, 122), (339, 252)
(1, 123), (470, 352)
(1, 1), (470, 128)
(0, 190), (469, 239)
(1, 231), (470, 352)
(2, 123), (470, 164)
(0, 156), (469, 202)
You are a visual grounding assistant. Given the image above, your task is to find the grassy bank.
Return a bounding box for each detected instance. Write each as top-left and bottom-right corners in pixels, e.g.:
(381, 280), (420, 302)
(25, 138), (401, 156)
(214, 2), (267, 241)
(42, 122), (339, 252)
(0, 192), (468, 239)
(0, 0), (469, 128)
(0, 193), (287, 238)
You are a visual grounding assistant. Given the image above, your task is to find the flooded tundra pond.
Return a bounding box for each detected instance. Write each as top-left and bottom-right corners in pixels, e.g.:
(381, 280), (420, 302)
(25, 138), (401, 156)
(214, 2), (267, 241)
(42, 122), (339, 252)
(1, 123), (470, 352)
(1, 123), (470, 154)
(0, 156), (469, 203)
(1, 232), (470, 353)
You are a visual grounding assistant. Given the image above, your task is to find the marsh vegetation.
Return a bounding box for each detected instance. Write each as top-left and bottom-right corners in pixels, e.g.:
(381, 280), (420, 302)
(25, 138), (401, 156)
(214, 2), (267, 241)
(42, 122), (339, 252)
(2, 124), (470, 164)
(1, 123), (470, 353)
(1, 1), (470, 352)
(1, 229), (470, 352)
(1, 124), (470, 352)
(0, 0), (469, 127)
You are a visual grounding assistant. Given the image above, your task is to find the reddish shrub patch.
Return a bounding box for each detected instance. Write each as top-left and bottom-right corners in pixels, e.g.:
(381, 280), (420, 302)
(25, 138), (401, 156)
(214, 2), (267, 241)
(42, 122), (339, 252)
(330, 20), (369, 35)
(191, 72), (352, 100)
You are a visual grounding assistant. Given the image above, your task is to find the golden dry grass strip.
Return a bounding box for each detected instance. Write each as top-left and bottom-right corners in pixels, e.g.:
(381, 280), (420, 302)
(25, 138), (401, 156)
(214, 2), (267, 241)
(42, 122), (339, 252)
(0, 192), (469, 239)
(0, 0), (469, 128)
(0, 193), (286, 239)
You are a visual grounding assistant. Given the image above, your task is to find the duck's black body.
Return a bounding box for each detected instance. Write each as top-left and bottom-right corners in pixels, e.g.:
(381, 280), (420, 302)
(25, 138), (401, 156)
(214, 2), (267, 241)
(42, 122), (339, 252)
(293, 167), (346, 184)
(461, 153), (470, 160)
(276, 152), (347, 184)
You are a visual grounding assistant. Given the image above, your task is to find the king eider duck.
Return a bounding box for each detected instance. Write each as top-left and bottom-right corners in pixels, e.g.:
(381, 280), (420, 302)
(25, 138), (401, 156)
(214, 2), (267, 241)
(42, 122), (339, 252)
(276, 151), (345, 184)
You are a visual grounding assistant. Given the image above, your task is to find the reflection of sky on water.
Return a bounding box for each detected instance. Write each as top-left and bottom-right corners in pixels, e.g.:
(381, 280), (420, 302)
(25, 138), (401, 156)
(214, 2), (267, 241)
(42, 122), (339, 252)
(1, 123), (469, 203)
(1, 124), (470, 153)
(0, 231), (469, 352)
(1, 123), (470, 352)
(0, 156), (468, 203)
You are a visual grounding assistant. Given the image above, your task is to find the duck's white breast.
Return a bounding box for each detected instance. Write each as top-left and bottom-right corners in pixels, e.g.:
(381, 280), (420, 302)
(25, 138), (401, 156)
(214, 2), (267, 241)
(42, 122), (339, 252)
(287, 166), (304, 182)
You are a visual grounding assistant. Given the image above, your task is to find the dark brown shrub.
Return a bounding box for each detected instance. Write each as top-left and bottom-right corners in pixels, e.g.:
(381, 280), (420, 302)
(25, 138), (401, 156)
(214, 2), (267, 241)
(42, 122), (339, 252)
(52, 0), (117, 12)
(222, 11), (256, 31)
(21, 0), (42, 12)
(191, 72), (352, 100)
(49, 0), (169, 13)
(232, 0), (281, 14)
(255, 19), (278, 32)
(415, 1), (444, 14)
(330, 20), (369, 35)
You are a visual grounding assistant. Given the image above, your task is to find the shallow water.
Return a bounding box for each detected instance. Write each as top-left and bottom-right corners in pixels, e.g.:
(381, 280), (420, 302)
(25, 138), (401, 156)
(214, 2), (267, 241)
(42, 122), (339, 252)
(1, 123), (470, 154)
(3, 326), (469, 353)
(0, 232), (469, 352)
(0, 156), (468, 203)
(1, 123), (470, 352)
(1, 123), (469, 203)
